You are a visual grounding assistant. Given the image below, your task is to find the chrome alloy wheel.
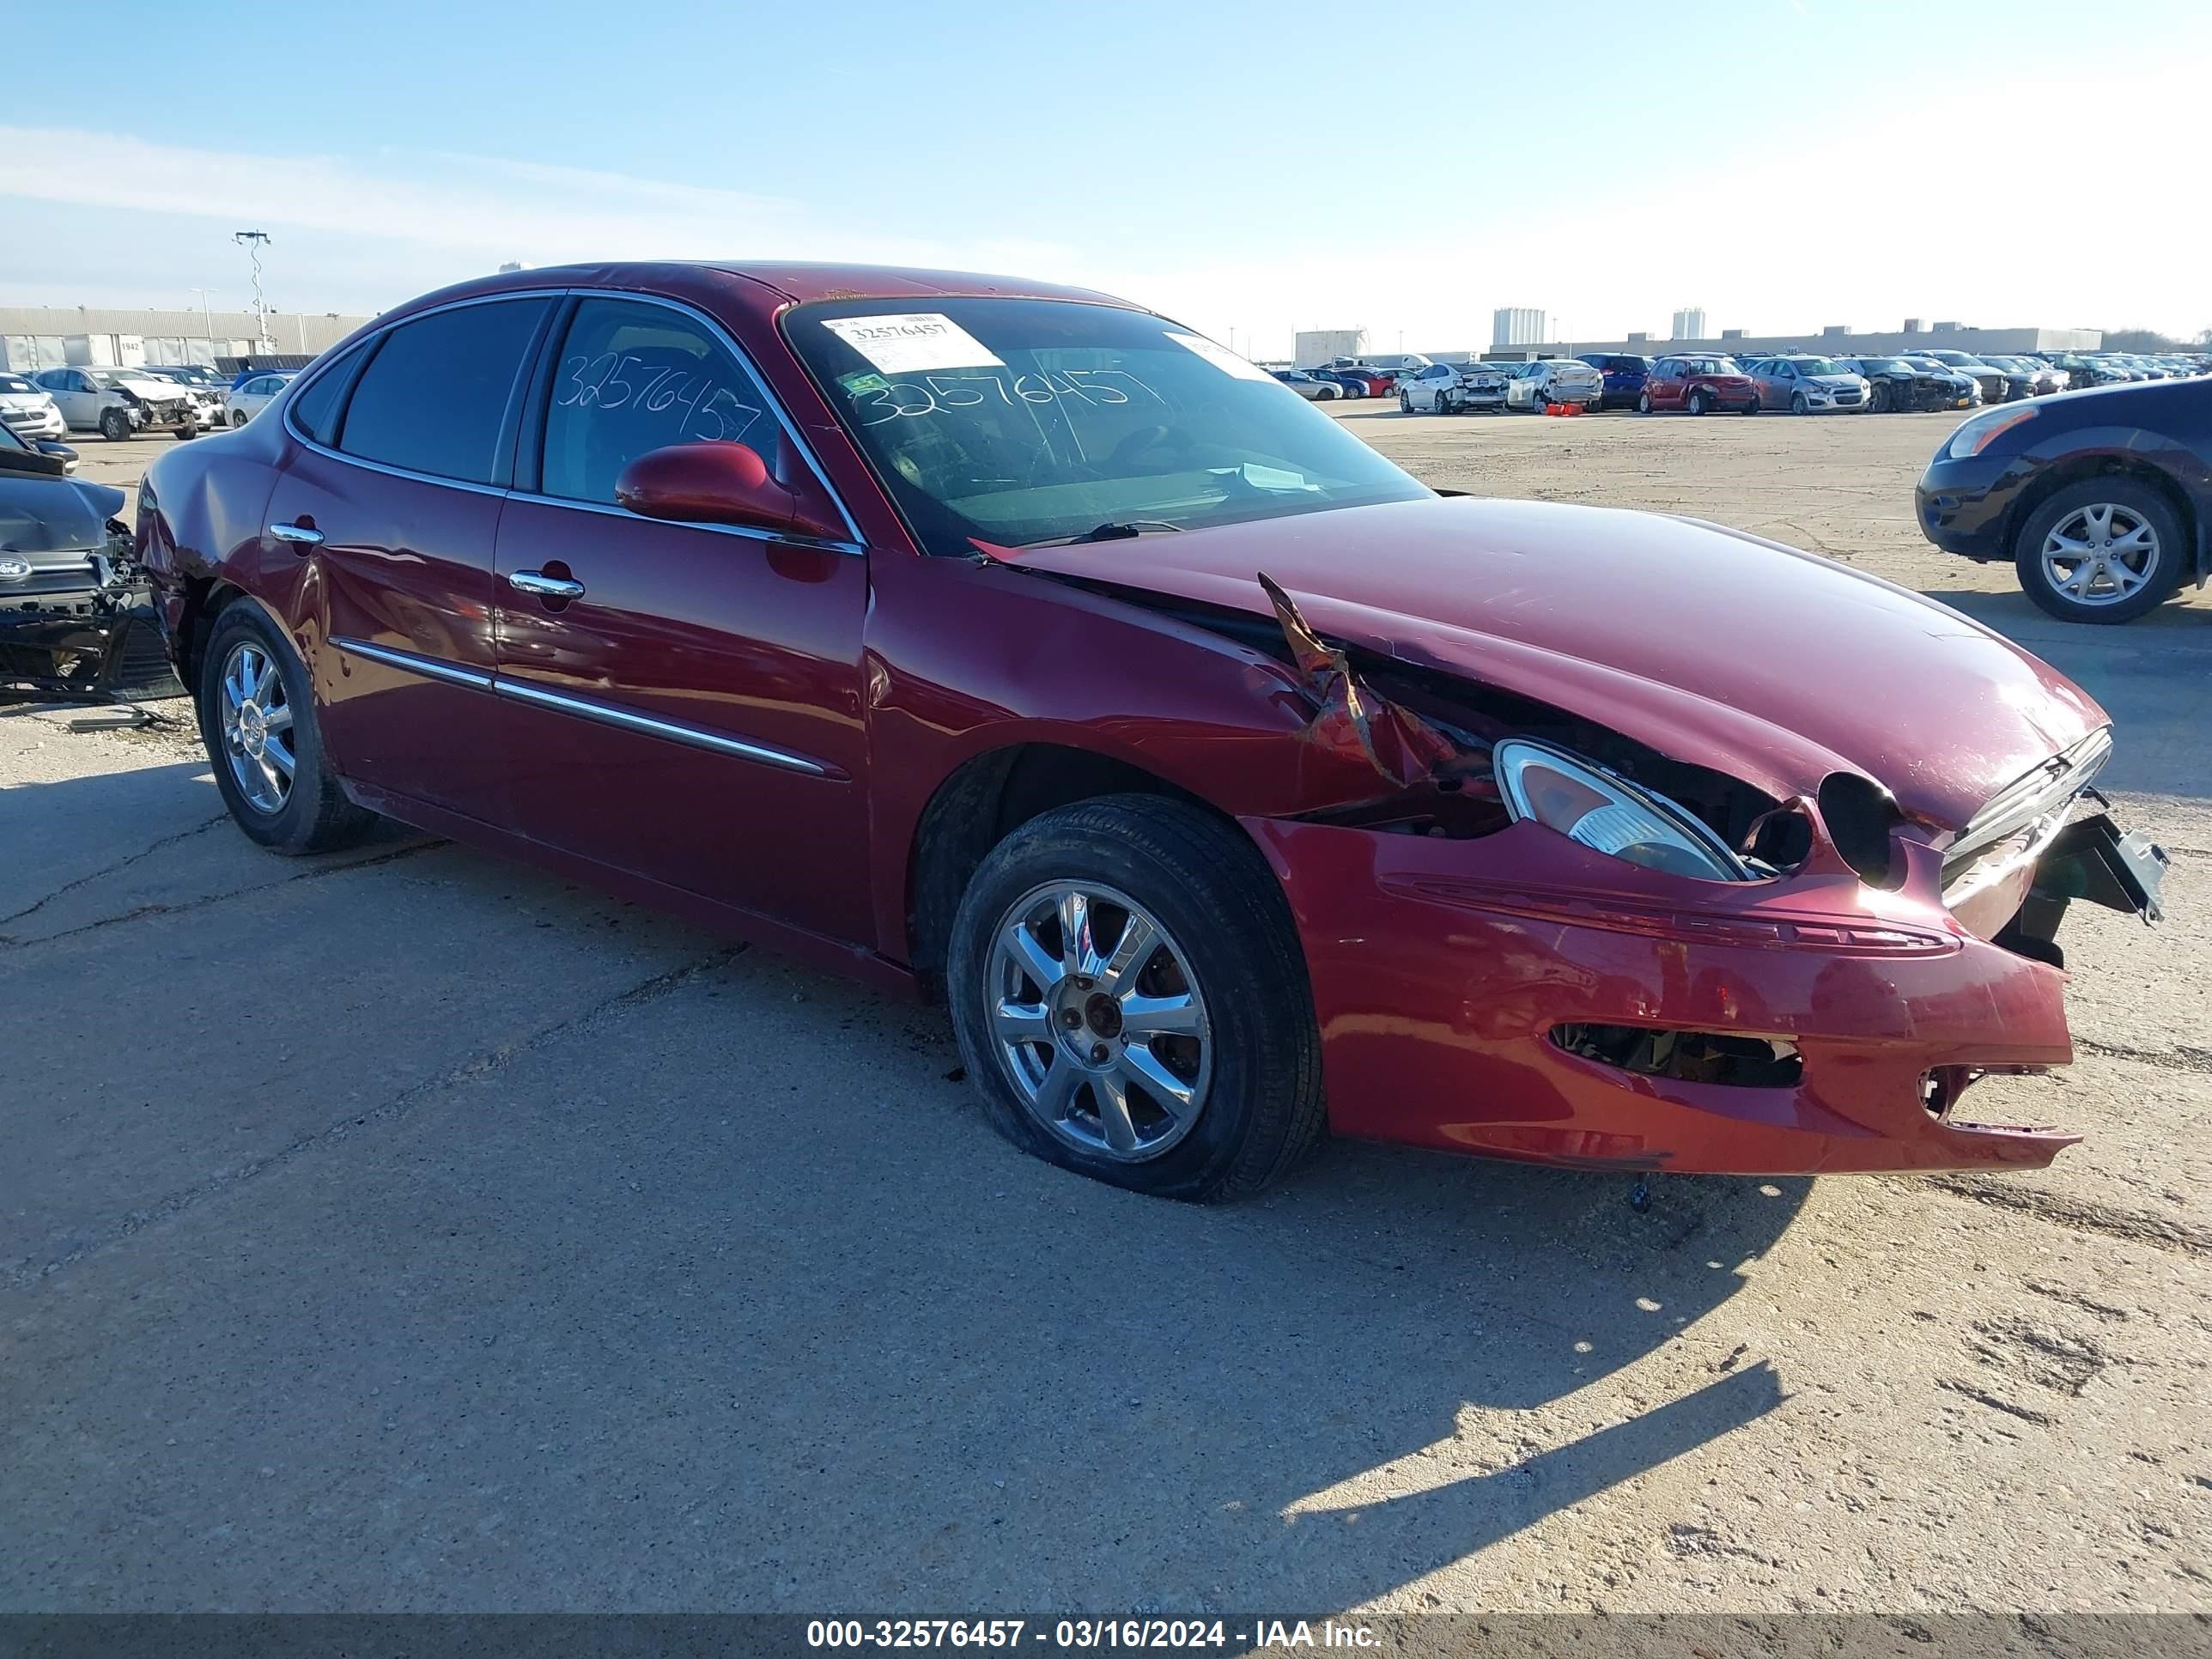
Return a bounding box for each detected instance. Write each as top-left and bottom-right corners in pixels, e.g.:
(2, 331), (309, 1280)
(2040, 501), (2160, 607)
(986, 880), (1213, 1162)
(219, 639), (295, 813)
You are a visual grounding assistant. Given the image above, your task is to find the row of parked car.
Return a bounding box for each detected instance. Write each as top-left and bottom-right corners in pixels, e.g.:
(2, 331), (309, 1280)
(0, 364), (295, 443)
(1279, 346), (2212, 419)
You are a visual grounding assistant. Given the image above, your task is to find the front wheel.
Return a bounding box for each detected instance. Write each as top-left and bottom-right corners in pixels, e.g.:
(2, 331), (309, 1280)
(231, 409), (249, 428)
(947, 795), (1326, 1201)
(1790, 391), (1808, 415)
(1869, 382), (1892, 413)
(2013, 479), (2185, 625)
(1688, 389), (1711, 416)
(99, 408), (131, 441)
(1399, 391), (1413, 414)
(198, 602), (381, 853)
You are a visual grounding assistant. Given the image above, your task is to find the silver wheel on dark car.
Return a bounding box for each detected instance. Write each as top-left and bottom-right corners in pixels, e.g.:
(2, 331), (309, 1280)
(986, 879), (1212, 1162)
(218, 639), (295, 812)
(2039, 502), (2160, 608)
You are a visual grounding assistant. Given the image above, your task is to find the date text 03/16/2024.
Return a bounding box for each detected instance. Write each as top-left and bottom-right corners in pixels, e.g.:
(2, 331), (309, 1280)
(804, 1620), (1381, 1650)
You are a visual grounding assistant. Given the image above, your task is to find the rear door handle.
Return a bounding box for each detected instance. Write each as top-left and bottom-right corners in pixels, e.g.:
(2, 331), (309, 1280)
(268, 521), (324, 548)
(508, 569), (586, 600)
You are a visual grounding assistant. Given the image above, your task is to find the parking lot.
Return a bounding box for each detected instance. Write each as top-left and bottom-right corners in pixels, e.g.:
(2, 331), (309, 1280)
(5, 410), (2208, 1613)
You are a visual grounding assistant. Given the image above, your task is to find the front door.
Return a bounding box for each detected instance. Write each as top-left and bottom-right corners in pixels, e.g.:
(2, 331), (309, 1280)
(271, 295), (556, 822)
(490, 295), (872, 945)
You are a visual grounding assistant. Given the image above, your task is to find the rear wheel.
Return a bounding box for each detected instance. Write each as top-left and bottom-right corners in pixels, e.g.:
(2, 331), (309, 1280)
(2013, 478), (2185, 625)
(198, 602), (380, 852)
(947, 795), (1325, 1201)
(1637, 391), (1652, 414)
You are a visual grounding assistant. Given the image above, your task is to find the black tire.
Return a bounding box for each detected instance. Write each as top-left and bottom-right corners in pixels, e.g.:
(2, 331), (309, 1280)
(1399, 391), (1413, 414)
(1688, 389), (1711, 416)
(99, 408), (131, 441)
(1741, 395), (1759, 415)
(232, 410), (249, 428)
(2012, 477), (2186, 625)
(1637, 391), (1652, 414)
(198, 601), (380, 853)
(1869, 382), (1892, 413)
(947, 794), (1326, 1202)
(1790, 391), (1809, 415)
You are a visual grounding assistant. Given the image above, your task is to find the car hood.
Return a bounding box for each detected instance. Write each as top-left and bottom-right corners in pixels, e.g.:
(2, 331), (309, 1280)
(1011, 496), (2104, 831)
(0, 471), (123, 555)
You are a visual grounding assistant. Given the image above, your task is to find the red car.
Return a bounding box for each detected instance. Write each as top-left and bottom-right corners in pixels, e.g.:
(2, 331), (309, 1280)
(1640, 354), (1762, 415)
(137, 263), (2164, 1201)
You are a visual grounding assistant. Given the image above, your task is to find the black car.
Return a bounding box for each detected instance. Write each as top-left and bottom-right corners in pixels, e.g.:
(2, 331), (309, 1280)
(1577, 353), (1651, 410)
(1917, 379), (2211, 623)
(1835, 356), (1948, 413)
(0, 421), (180, 700)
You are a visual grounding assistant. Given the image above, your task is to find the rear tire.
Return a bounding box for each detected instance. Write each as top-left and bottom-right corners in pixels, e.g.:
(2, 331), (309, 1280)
(198, 601), (380, 853)
(2012, 478), (2185, 625)
(1637, 391), (1652, 414)
(947, 795), (1326, 1202)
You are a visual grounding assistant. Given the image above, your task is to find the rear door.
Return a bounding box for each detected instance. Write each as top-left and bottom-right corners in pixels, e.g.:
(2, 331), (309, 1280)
(489, 293), (873, 943)
(265, 295), (556, 820)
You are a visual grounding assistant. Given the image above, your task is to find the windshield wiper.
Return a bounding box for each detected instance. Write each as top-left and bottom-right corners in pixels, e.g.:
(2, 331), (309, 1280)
(1021, 520), (1187, 549)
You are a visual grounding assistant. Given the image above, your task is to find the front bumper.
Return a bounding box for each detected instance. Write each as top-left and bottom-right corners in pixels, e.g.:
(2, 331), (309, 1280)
(1916, 453), (2018, 559)
(1248, 808), (2152, 1176)
(2, 406), (65, 441)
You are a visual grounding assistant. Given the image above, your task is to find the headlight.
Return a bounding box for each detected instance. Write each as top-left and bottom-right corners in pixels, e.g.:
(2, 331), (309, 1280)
(1944, 403), (2039, 459)
(1493, 739), (1754, 881)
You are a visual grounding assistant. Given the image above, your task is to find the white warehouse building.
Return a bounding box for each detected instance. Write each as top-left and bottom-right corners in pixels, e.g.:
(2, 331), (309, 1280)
(0, 305), (372, 374)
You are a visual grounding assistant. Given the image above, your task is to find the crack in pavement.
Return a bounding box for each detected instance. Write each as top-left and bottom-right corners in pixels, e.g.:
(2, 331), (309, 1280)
(3, 943), (749, 1292)
(1913, 1172), (2212, 1258)
(0, 813), (228, 930)
(0, 839), (449, 950)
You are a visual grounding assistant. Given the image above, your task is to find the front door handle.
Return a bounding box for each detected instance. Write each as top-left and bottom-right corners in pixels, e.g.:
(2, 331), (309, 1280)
(508, 568), (586, 600)
(268, 521), (324, 548)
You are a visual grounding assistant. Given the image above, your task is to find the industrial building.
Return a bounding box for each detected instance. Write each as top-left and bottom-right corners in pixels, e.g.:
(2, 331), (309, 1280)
(1492, 307), (1546, 347)
(0, 305), (373, 374)
(1670, 306), (1707, 341)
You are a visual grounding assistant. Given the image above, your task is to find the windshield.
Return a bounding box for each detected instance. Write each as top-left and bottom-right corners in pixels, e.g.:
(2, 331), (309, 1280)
(784, 297), (1429, 554)
(0, 374), (33, 394)
(1793, 358), (1845, 375)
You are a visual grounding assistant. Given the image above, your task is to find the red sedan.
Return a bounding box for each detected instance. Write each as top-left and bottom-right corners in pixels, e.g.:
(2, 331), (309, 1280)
(137, 263), (2164, 1200)
(1640, 353), (1763, 414)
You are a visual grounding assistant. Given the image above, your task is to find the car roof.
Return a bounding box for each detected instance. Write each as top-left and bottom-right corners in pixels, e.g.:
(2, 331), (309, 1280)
(374, 261), (1145, 334)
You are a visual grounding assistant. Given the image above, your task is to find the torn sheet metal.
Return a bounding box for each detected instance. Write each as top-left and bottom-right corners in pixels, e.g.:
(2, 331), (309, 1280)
(1255, 572), (1462, 790)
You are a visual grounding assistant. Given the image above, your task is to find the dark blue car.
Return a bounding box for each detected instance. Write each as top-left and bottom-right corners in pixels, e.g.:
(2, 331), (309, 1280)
(1916, 379), (2211, 623)
(1578, 353), (1650, 411)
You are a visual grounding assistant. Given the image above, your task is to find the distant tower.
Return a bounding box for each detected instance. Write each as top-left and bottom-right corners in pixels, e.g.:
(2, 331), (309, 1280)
(1671, 306), (1707, 341)
(497, 260), (526, 274)
(1492, 307), (1546, 347)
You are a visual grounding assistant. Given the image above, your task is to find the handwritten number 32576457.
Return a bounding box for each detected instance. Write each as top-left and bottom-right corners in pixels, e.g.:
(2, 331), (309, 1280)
(556, 353), (764, 445)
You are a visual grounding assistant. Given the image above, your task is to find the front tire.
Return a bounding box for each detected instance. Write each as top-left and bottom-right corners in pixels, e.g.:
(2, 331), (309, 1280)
(198, 602), (380, 853)
(1399, 390), (1413, 414)
(2013, 479), (2185, 625)
(1869, 382), (1893, 413)
(231, 409), (249, 428)
(1689, 389), (1711, 416)
(947, 795), (1325, 1201)
(99, 408), (131, 441)
(1790, 391), (1809, 415)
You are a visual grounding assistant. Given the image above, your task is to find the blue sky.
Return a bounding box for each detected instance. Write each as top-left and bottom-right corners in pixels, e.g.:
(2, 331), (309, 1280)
(4, 0), (2206, 355)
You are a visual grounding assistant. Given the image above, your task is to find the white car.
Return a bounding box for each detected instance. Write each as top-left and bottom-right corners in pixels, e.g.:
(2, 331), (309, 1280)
(30, 366), (201, 441)
(222, 372), (295, 427)
(1397, 362), (1510, 414)
(1504, 358), (1604, 412)
(0, 372), (65, 441)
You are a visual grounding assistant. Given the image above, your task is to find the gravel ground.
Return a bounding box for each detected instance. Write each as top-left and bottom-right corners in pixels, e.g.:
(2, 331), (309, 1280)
(2, 412), (2206, 1614)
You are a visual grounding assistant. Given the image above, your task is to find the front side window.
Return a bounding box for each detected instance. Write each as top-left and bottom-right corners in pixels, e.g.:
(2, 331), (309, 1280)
(783, 297), (1426, 555)
(336, 298), (551, 485)
(539, 298), (785, 505)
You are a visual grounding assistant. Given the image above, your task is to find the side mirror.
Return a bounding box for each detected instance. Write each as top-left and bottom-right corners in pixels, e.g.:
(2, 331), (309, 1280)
(613, 441), (845, 542)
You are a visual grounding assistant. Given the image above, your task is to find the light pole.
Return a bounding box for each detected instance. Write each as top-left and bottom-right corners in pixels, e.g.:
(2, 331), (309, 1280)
(233, 230), (273, 353)
(187, 288), (216, 365)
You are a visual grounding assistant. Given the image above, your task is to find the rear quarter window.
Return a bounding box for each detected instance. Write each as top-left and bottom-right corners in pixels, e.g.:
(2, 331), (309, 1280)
(335, 299), (552, 485)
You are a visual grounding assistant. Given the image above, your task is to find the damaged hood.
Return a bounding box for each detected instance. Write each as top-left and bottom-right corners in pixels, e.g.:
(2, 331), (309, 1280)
(1009, 496), (2105, 830)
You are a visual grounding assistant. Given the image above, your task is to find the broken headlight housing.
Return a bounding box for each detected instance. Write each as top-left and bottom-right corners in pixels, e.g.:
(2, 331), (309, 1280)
(1494, 738), (1754, 882)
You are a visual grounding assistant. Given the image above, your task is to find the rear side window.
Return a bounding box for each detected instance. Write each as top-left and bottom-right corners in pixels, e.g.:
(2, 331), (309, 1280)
(336, 299), (551, 485)
(538, 297), (784, 507)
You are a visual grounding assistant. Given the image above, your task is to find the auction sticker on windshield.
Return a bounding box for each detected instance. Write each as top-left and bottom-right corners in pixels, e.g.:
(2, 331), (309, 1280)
(1164, 331), (1274, 382)
(821, 313), (1005, 374)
